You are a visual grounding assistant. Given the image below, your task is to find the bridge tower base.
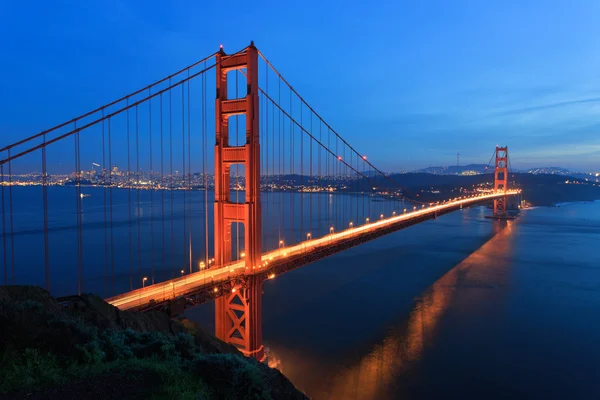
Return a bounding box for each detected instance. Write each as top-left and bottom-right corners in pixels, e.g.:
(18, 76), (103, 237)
(213, 43), (263, 360)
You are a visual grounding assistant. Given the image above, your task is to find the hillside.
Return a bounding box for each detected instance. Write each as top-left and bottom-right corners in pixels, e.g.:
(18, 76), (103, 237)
(0, 286), (307, 400)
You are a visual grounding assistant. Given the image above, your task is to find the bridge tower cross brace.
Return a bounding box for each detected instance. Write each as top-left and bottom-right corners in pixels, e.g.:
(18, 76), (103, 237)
(214, 44), (263, 360)
(493, 146), (509, 217)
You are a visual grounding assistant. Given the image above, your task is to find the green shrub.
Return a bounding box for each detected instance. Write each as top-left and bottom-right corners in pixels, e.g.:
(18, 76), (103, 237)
(192, 353), (273, 400)
(99, 329), (134, 361)
(0, 348), (63, 392)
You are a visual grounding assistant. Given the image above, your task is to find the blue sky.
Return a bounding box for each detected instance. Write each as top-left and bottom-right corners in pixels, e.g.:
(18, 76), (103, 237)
(1, 0), (599, 172)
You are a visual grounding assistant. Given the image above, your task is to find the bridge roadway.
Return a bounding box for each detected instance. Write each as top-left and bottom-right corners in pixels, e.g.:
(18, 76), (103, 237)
(107, 191), (518, 312)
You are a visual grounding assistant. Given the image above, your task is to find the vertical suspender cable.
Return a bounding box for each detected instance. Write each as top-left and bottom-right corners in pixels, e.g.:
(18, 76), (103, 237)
(271, 81), (275, 251)
(136, 106), (141, 287)
(127, 102), (132, 291)
(42, 135), (49, 291)
(278, 78), (281, 245)
(300, 102), (303, 241)
(187, 74), (192, 274)
(290, 91), (295, 244)
(203, 62), (208, 267)
(76, 122), (83, 295)
(108, 117), (115, 295)
(160, 94), (165, 282)
(182, 83), (187, 273)
(149, 88), (155, 284)
(1, 165), (6, 285)
(265, 79), (269, 249)
(170, 80), (175, 278)
(7, 150), (14, 284)
(102, 112), (108, 297)
(318, 121), (322, 237)
(309, 112), (313, 237)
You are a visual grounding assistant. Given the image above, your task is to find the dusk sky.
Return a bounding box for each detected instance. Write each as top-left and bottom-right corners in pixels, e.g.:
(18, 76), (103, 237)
(2, 0), (600, 172)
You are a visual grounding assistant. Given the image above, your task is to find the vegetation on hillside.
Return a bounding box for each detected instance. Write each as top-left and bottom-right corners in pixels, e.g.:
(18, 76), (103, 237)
(0, 286), (307, 400)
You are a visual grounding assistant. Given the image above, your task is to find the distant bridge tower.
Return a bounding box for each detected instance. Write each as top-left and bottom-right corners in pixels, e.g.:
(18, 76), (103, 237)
(214, 43), (264, 360)
(493, 146), (509, 217)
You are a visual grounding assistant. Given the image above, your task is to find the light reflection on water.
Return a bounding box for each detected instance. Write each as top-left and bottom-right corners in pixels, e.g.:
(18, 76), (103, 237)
(267, 222), (514, 399)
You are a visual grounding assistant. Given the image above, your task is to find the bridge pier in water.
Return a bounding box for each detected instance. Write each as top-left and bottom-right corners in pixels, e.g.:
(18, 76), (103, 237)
(213, 43), (264, 360)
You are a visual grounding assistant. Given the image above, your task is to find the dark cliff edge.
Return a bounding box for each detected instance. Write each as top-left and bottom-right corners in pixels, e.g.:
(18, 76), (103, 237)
(0, 286), (308, 400)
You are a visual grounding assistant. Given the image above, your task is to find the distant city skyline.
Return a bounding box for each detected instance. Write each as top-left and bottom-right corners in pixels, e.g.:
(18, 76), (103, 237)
(2, 1), (600, 171)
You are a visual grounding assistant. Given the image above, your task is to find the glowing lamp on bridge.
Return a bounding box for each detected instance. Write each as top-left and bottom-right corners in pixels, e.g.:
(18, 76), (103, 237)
(213, 287), (218, 293)
(268, 273), (275, 280)
(362, 155), (367, 160)
(380, 214), (384, 219)
(403, 209), (407, 213)
(279, 240), (284, 248)
(231, 288), (236, 293)
(413, 206), (417, 211)
(180, 269), (185, 276)
(366, 217), (370, 223)
(330, 226), (334, 234)
(142, 277), (148, 288)
(307, 233), (312, 240)
(199, 261), (205, 269)
(240, 252), (246, 258)
(349, 221), (353, 228)
(392, 211), (396, 216)
(338, 156), (342, 161)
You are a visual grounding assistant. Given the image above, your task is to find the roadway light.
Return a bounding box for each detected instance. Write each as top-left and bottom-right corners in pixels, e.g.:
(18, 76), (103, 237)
(349, 221), (353, 228)
(414, 206), (417, 211)
(279, 240), (284, 248)
(240, 252), (246, 258)
(307, 233), (312, 240)
(403, 209), (407, 213)
(199, 261), (205, 269)
(380, 214), (384, 219)
(392, 211), (396, 216)
(366, 217), (370, 223)
(142, 277), (148, 288)
(330, 226), (334, 234)
(181, 269), (185, 276)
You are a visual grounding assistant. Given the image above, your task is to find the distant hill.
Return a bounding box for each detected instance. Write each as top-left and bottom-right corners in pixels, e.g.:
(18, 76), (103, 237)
(413, 164), (489, 175)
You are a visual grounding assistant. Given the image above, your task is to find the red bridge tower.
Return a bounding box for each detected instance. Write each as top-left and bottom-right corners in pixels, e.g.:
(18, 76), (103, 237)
(493, 146), (509, 218)
(214, 43), (264, 360)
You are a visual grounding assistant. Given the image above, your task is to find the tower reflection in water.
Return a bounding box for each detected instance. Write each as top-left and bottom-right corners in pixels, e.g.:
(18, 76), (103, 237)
(268, 221), (514, 400)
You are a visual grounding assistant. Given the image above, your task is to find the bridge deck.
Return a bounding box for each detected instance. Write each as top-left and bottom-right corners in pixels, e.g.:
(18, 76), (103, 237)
(107, 191), (518, 311)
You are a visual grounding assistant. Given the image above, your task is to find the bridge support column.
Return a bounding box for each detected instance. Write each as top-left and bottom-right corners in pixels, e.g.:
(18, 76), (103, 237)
(215, 276), (263, 360)
(493, 146), (509, 218)
(214, 43), (263, 360)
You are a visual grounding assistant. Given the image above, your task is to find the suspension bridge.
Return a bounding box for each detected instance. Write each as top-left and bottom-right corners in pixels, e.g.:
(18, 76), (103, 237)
(0, 42), (519, 360)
